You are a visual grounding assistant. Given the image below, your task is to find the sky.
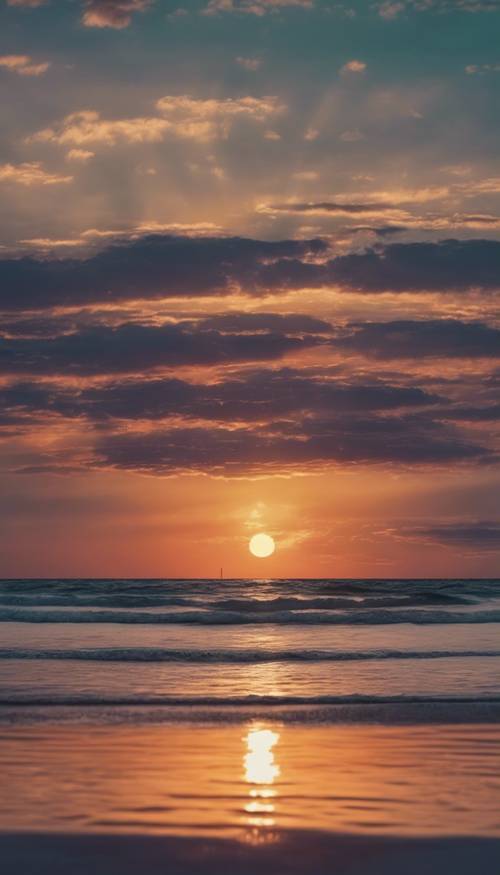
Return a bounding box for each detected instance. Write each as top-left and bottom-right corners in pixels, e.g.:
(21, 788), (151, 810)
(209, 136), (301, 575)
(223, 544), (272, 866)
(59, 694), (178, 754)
(0, 0), (499, 578)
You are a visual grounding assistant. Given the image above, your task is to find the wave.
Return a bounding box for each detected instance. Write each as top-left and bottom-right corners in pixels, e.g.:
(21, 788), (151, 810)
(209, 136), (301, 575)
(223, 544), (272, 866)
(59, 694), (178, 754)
(0, 593), (472, 609)
(2, 693), (500, 707)
(2, 701), (500, 726)
(1, 647), (499, 663)
(1, 607), (499, 625)
(2, 700), (499, 726)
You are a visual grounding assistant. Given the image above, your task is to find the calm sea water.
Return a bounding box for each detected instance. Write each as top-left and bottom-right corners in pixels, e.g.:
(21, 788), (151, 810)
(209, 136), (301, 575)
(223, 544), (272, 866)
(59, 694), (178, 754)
(1, 578), (499, 840)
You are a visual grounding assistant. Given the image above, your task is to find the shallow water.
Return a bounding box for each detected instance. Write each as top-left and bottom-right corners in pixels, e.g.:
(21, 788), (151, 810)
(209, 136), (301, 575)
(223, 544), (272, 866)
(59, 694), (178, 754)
(1, 578), (499, 841)
(0, 721), (499, 838)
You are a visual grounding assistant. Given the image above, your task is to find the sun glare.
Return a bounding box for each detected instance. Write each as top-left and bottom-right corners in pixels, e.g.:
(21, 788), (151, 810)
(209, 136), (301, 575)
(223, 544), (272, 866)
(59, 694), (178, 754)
(249, 533), (276, 558)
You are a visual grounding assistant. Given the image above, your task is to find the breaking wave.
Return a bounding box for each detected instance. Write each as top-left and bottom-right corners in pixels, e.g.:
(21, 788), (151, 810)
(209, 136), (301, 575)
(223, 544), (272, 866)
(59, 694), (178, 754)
(1, 607), (499, 625)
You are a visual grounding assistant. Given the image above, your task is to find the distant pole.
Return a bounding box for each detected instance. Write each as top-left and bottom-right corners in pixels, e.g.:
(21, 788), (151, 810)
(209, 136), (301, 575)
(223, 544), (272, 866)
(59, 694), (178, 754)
(220, 566), (223, 580)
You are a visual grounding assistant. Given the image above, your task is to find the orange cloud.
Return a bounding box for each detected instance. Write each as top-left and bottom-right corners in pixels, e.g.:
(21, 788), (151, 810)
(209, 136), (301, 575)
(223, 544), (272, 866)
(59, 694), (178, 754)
(32, 110), (171, 146)
(340, 60), (367, 74)
(31, 96), (285, 147)
(204, 0), (313, 15)
(6, 0), (46, 6)
(66, 148), (95, 162)
(0, 162), (72, 186)
(0, 54), (49, 76)
(81, 0), (152, 29)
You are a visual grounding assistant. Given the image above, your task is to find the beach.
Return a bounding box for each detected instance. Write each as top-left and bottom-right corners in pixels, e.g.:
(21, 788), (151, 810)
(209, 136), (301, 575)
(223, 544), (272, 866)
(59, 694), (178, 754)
(3, 831), (500, 875)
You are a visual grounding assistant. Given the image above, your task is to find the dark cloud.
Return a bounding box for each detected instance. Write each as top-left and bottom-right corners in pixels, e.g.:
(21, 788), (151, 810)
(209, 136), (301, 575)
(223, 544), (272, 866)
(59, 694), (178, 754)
(351, 225), (408, 237)
(195, 313), (334, 334)
(405, 522), (500, 549)
(1, 368), (491, 474)
(321, 239), (500, 293)
(93, 412), (488, 475)
(0, 321), (322, 376)
(1, 236), (499, 312)
(0, 235), (326, 312)
(443, 404), (500, 421)
(81, 370), (438, 421)
(0, 369), (440, 424)
(335, 319), (500, 359)
(268, 201), (396, 214)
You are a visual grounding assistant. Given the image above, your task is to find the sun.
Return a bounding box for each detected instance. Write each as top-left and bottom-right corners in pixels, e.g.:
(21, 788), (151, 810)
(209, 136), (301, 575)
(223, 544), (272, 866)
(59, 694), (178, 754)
(249, 533), (276, 558)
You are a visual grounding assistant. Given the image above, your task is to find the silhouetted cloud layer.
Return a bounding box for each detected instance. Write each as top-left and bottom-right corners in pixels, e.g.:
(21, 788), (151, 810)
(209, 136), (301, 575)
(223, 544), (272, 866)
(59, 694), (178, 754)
(0, 322), (321, 375)
(1, 236), (499, 311)
(335, 319), (500, 359)
(2, 364), (493, 475)
(93, 415), (488, 475)
(0, 235), (325, 310)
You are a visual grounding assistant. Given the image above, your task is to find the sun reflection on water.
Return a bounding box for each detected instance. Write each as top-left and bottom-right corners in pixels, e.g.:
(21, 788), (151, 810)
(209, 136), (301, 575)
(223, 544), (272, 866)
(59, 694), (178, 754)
(242, 725), (281, 842)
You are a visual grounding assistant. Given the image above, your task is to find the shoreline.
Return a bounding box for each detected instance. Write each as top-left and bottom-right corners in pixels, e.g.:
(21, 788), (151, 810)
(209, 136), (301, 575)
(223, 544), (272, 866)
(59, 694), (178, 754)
(1, 699), (500, 725)
(2, 830), (499, 875)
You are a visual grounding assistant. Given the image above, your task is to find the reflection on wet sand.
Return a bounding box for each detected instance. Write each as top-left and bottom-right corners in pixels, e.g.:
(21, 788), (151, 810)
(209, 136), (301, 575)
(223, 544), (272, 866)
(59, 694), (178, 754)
(243, 726), (280, 841)
(0, 721), (499, 839)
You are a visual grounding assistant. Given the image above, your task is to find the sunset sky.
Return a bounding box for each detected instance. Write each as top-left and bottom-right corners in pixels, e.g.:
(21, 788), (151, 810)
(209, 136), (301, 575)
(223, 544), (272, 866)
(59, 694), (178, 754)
(0, 0), (499, 578)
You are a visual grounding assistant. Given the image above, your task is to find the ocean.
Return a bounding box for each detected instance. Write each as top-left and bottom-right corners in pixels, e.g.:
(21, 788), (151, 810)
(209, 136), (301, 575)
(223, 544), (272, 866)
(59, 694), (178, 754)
(1, 578), (499, 872)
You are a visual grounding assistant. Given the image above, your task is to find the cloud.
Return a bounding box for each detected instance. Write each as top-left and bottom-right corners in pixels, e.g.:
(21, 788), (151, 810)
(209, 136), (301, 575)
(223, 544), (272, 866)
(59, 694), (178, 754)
(6, 0), (46, 6)
(81, 0), (153, 28)
(31, 110), (170, 146)
(18, 238), (84, 249)
(399, 522), (500, 550)
(318, 239), (500, 294)
(66, 149), (95, 162)
(340, 129), (364, 141)
(378, 1), (404, 18)
(0, 234), (326, 311)
(0, 54), (49, 76)
(465, 63), (500, 73)
(1, 236), (499, 312)
(155, 94), (284, 139)
(439, 404), (500, 422)
(30, 96), (284, 147)
(259, 200), (399, 216)
(0, 366), (441, 427)
(6, 0), (153, 27)
(92, 410), (487, 475)
(335, 320), (500, 359)
(198, 313), (333, 334)
(0, 162), (72, 186)
(0, 321), (324, 376)
(2, 361), (494, 476)
(259, 196), (500, 231)
(350, 224), (408, 236)
(235, 56), (262, 71)
(377, 0), (500, 16)
(340, 60), (367, 74)
(203, 0), (313, 16)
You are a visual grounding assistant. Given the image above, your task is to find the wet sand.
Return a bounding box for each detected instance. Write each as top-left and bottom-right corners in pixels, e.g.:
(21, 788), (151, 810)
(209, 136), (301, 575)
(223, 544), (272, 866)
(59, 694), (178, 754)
(2, 830), (499, 875)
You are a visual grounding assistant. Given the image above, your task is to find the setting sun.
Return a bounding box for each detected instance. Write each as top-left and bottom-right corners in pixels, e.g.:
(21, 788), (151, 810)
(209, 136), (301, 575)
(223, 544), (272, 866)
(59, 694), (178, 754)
(249, 534), (276, 559)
